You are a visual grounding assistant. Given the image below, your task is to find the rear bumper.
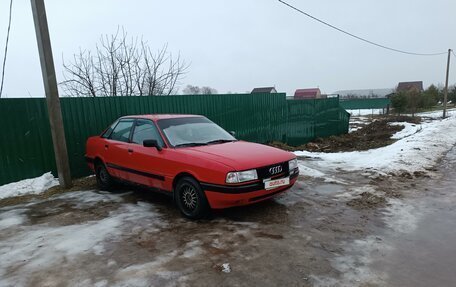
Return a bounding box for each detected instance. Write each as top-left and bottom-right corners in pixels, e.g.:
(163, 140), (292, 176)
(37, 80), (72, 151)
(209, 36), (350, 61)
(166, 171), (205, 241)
(203, 173), (298, 209)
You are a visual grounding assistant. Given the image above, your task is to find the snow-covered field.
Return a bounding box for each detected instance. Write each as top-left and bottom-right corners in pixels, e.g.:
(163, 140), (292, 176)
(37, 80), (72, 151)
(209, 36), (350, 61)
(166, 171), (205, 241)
(297, 110), (456, 177)
(346, 109), (384, 116)
(415, 108), (456, 119)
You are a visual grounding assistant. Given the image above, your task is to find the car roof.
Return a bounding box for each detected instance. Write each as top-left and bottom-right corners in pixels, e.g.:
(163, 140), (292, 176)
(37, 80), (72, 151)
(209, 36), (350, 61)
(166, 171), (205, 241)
(119, 114), (204, 121)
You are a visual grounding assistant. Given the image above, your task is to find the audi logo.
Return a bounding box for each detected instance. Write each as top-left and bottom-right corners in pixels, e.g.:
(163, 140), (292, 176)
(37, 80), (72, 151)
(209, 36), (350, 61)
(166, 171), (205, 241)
(269, 165), (282, 175)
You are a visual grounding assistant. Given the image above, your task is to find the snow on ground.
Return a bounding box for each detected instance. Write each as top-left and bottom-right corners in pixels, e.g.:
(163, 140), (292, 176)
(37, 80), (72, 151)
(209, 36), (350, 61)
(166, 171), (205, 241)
(298, 162), (325, 178)
(180, 240), (203, 258)
(298, 162), (347, 184)
(312, 190), (428, 286)
(413, 108), (456, 119)
(312, 235), (393, 286)
(221, 263), (231, 273)
(346, 109), (384, 116)
(383, 198), (423, 234)
(0, 208), (28, 230)
(309, 111), (456, 286)
(390, 122), (421, 139)
(348, 126), (362, 133)
(0, 172), (58, 200)
(296, 113), (456, 176)
(113, 250), (183, 287)
(0, 191), (167, 287)
(313, 184), (437, 286)
(348, 116), (372, 133)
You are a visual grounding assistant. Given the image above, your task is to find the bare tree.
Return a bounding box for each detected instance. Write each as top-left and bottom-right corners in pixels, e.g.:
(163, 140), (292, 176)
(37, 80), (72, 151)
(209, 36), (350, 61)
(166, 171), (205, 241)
(200, 86), (218, 95)
(182, 85), (217, 95)
(61, 29), (188, 97)
(182, 85), (201, 95)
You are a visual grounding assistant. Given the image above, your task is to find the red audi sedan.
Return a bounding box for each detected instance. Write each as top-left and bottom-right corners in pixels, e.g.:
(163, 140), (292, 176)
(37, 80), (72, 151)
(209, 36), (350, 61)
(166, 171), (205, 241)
(85, 115), (299, 219)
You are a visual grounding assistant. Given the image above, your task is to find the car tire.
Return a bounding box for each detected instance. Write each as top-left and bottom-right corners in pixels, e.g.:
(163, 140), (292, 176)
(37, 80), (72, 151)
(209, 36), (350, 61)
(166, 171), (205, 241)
(95, 162), (114, 191)
(175, 177), (210, 219)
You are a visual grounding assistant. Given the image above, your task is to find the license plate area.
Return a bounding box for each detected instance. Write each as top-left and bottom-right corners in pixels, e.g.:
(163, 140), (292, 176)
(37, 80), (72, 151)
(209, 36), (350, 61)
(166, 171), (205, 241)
(263, 177), (290, 190)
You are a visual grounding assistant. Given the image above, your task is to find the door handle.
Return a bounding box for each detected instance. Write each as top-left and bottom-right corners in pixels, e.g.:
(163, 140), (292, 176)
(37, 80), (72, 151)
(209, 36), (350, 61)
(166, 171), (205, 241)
(128, 149), (134, 153)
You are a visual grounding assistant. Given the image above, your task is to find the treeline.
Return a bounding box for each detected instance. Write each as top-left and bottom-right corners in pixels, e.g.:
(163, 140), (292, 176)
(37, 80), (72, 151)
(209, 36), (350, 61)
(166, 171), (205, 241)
(391, 84), (456, 115)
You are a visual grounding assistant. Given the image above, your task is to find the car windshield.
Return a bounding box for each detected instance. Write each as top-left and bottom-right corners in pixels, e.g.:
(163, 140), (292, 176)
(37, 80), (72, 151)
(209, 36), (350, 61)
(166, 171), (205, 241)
(157, 117), (236, 147)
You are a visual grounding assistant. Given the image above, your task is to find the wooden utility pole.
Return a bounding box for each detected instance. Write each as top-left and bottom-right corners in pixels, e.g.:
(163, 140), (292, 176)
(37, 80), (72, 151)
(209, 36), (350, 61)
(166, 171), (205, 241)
(31, 0), (72, 188)
(443, 49), (452, 118)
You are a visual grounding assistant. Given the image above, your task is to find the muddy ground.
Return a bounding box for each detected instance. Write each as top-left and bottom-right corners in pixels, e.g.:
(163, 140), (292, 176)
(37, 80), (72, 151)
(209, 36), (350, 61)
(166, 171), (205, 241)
(270, 115), (421, 153)
(1, 145), (455, 286)
(1, 112), (455, 286)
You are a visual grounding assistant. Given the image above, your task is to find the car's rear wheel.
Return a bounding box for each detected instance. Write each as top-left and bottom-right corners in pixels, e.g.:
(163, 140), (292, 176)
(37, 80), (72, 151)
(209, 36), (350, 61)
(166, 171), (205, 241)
(95, 162), (114, 191)
(175, 177), (210, 219)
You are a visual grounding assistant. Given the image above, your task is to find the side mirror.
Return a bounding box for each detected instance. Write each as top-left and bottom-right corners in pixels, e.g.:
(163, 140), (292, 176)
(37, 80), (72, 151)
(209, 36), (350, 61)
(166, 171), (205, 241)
(143, 139), (162, 151)
(229, 131), (236, 137)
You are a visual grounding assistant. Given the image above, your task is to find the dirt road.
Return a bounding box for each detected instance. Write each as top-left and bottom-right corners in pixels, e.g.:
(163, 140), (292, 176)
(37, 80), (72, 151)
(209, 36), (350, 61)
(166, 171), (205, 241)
(1, 148), (455, 286)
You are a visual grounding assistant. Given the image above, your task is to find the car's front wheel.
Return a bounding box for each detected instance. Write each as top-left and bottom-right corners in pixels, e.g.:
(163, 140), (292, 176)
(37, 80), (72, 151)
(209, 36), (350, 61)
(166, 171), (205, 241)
(95, 162), (114, 191)
(175, 177), (210, 219)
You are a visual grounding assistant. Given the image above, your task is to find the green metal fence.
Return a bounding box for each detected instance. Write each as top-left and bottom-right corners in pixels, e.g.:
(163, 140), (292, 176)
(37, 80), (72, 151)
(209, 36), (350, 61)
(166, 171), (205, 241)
(0, 93), (349, 185)
(340, 98), (391, 110)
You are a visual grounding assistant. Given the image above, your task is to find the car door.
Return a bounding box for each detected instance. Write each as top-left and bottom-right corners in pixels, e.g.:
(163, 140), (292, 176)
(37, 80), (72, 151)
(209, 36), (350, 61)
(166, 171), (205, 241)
(126, 119), (167, 189)
(104, 118), (135, 181)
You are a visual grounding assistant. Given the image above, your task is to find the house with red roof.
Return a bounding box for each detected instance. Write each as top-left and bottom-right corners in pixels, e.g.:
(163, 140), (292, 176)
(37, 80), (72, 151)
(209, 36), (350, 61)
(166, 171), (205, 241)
(294, 88), (324, 99)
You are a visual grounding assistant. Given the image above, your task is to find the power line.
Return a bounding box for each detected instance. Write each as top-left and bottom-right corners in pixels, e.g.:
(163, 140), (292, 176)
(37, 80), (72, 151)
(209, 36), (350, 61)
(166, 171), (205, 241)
(0, 0), (13, 98)
(278, 0), (448, 56)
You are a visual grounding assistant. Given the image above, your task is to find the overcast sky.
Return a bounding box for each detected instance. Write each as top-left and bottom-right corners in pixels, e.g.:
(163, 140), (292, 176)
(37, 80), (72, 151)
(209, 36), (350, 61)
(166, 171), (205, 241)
(0, 0), (455, 98)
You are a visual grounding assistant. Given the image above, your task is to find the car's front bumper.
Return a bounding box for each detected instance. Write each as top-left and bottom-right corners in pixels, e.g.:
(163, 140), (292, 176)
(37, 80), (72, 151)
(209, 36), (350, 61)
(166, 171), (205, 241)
(202, 172), (299, 209)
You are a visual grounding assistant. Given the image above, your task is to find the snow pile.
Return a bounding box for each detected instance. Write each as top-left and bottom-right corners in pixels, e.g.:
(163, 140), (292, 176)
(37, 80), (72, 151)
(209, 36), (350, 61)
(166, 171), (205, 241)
(296, 115), (456, 175)
(0, 172), (58, 200)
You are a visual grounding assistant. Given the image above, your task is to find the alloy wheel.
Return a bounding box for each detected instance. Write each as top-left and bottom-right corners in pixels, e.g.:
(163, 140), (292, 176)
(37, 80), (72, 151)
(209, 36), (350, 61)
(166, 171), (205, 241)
(181, 184), (198, 212)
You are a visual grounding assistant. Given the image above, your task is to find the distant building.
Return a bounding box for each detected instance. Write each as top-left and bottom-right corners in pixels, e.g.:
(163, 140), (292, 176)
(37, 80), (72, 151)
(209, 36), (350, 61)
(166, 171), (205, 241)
(251, 87), (277, 94)
(294, 88), (323, 99)
(396, 81), (424, 93)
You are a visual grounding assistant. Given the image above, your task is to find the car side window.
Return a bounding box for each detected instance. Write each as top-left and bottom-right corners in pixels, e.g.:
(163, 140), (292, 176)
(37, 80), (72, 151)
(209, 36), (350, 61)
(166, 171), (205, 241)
(109, 119), (134, 143)
(132, 119), (165, 147)
(101, 120), (119, 138)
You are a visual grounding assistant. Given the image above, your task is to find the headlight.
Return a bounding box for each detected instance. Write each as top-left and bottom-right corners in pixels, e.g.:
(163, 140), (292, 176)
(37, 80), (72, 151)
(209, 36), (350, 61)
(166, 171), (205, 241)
(226, 169), (258, 183)
(288, 158), (298, 171)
